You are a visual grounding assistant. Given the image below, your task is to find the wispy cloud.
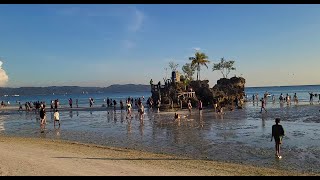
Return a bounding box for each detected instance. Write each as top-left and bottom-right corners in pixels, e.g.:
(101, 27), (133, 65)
(56, 6), (146, 50)
(0, 60), (9, 87)
(193, 47), (201, 51)
(128, 8), (145, 32)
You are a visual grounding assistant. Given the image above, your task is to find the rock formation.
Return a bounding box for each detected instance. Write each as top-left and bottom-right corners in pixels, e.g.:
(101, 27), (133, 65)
(150, 72), (246, 111)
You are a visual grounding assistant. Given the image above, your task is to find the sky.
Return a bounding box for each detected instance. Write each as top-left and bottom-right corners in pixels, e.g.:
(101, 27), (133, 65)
(1, 4), (320, 88)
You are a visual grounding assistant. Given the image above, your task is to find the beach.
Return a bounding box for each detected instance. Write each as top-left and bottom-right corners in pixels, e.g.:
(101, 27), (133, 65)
(1, 102), (320, 176)
(0, 136), (316, 176)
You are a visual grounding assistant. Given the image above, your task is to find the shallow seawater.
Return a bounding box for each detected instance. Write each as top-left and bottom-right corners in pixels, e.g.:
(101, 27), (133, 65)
(1, 102), (320, 173)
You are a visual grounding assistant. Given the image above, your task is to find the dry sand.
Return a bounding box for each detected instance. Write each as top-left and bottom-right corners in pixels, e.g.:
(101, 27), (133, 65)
(0, 136), (316, 176)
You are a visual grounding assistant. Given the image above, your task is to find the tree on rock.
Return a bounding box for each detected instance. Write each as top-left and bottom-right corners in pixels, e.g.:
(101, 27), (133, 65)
(189, 51), (210, 81)
(169, 61), (179, 72)
(212, 58), (236, 78)
(182, 63), (196, 81)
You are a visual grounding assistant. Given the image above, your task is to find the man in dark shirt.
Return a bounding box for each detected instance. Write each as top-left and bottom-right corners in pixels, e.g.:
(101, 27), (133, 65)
(271, 118), (285, 159)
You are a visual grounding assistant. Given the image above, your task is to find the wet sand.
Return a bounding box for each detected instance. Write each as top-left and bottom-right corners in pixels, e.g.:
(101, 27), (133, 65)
(1, 103), (320, 175)
(0, 136), (316, 176)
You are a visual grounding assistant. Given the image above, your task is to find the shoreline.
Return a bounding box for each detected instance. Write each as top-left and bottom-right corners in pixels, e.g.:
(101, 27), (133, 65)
(1, 101), (319, 113)
(0, 136), (316, 176)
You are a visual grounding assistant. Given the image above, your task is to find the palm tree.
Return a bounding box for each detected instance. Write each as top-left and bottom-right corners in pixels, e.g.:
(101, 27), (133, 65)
(189, 51), (210, 81)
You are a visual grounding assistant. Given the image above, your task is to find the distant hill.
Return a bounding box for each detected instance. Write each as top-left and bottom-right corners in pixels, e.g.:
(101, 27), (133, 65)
(0, 84), (151, 96)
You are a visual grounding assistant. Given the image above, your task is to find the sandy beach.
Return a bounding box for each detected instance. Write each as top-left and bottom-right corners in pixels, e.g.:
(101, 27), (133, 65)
(1, 136), (316, 176)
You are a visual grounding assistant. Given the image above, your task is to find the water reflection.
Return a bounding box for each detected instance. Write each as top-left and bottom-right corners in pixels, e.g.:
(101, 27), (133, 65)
(69, 111), (73, 118)
(54, 126), (61, 137)
(1, 103), (320, 173)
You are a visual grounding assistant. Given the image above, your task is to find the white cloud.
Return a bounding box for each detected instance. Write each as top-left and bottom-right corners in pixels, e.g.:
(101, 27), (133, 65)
(193, 47), (201, 51)
(0, 61), (9, 86)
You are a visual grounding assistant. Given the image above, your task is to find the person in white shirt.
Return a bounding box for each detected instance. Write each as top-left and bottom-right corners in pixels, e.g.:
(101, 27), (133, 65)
(54, 109), (60, 127)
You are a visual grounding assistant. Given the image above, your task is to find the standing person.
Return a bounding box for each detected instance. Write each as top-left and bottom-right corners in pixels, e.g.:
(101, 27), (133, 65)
(272, 95), (275, 104)
(57, 99), (60, 109)
(286, 94), (290, 106)
(293, 93), (298, 105)
(309, 92), (314, 104)
(89, 98), (94, 107)
(50, 100), (54, 110)
(188, 100), (192, 114)
(113, 100), (117, 111)
(18, 102), (23, 111)
(138, 102), (145, 121)
(279, 93), (284, 103)
(126, 100), (132, 119)
(53, 109), (60, 127)
(76, 99), (79, 108)
(69, 98), (73, 108)
(40, 105), (46, 125)
(252, 94), (255, 103)
(120, 100), (124, 111)
(271, 118), (285, 159)
(54, 99), (58, 110)
(260, 98), (267, 113)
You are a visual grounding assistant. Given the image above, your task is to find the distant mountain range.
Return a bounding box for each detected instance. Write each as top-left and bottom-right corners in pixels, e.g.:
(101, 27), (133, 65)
(0, 84), (151, 96)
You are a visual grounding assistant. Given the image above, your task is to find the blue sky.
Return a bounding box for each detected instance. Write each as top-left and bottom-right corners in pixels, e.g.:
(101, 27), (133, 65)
(1, 4), (320, 87)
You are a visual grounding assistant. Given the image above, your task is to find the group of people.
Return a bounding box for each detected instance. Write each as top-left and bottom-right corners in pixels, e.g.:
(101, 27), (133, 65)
(308, 92), (320, 104)
(39, 104), (60, 129)
(125, 98), (145, 121)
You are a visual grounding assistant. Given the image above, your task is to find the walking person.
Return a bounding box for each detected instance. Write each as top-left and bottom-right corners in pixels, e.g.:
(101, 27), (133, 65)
(260, 98), (267, 113)
(271, 118), (285, 159)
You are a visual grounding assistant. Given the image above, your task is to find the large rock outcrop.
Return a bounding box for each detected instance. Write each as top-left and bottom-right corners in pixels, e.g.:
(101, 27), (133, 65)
(150, 73), (246, 111)
(211, 77), (246, 108)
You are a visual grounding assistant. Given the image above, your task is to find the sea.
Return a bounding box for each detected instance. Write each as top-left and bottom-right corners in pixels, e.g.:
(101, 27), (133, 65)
(1, 85), (320, 107)
(1, 85), (320, 173)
